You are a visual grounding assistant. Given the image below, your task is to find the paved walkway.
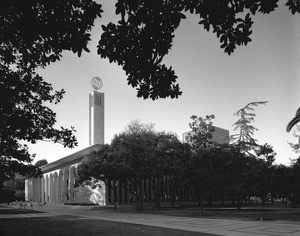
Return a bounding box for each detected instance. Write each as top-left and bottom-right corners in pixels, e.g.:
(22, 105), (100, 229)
(1, 204), (300, 236)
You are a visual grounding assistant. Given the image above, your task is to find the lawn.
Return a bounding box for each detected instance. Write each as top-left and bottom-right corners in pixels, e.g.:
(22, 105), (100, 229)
(0, 206), (214, 236)
(0, 206), (44, 215)
(1, 204), (300, 236)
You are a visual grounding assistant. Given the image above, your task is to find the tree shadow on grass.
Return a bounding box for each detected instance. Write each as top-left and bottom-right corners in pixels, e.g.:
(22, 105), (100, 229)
(0, 205), (44, 215)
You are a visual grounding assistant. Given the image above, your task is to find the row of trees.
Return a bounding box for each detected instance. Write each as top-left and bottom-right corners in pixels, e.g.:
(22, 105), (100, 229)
(1, 1), (299, 204)
(76, 102), (300, 211)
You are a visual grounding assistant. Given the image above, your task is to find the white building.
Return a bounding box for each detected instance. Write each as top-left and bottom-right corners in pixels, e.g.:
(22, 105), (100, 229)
(25, 84), (106, 205)
(25, 144), (105, 204)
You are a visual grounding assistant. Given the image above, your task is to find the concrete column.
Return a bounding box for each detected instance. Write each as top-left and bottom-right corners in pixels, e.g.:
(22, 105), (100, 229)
(58, 171), (63, 203)
(44, 175), (46, 202)
(53, 173), (58, 203)
(37, 178), (40, 201)
(41, 176), (45, 203)
(49, 174), (53, 202)
(47, 175), (50, 203)
(25, 178), (33, 201)
(69, 167), (75, 203)
(63, 168), (69, 203)
(32, 178), (35, 201)
(43, 176), (46, 202)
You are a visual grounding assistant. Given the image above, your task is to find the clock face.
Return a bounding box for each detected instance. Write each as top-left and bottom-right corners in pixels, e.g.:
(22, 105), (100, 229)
(91, 77), (103, 90)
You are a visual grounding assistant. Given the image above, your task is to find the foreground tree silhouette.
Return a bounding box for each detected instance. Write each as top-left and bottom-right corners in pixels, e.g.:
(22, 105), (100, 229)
(287, 108), (300, 132)
(288, 124), (300, 154)
(0, 0), (103, 191)
(98, 0), (300, 99)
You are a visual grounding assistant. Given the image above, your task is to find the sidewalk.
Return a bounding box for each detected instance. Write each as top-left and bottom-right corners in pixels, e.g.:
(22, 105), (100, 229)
(1, 204), (300, 236)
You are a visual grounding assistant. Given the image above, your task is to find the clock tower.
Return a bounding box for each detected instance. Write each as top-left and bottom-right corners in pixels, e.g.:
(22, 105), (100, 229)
(89, 77), (104, 145)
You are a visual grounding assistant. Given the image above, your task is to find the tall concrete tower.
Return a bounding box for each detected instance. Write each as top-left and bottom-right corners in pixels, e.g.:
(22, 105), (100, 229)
(89, 77), (104, 145)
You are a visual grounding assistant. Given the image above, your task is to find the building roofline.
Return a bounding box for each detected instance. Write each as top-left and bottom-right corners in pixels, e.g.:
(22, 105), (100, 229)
(182, 125), (229, 134)
(40, 144), (102, 174)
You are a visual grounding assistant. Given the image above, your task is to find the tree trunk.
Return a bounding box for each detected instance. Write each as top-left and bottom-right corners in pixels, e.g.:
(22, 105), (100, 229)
(221, 191), (225, 207)
(200, 192), (204, 216)
(171, 186), (175, 208)
(135, 180), (144, 212)
(139, 180), (144, 211)
(155, 178), (161, 209)
(236, 189), (241, 210)
(260, 195), (264, 221)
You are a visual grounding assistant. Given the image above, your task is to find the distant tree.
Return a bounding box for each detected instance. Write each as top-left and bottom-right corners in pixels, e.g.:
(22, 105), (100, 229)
(77, 120), (158, 211)
(253, 144), (276, 221)
(151, 131), (187, 209)
(231, 101), (268, 156)
(1, 175), (25, 202)
(165, 141), (191, 208)
(269, 164), (292, 203)
(98, 1), (300, 99)
(187, 114), (216, 151)
(290, 157), (300, 208)
(75, 144), (125, 194)
(230, 101), (268, 209)
(0, 0), (102, 190)
(184, 143), (243, 213)
(184, 114), (217, 214)
(203, 144), (239, 207)
(221, 145), (253, 209)
(77, 120), (188, 211)
(34, 159), (48, 168)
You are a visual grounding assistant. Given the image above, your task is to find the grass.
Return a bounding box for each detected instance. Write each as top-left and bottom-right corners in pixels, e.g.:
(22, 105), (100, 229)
(0, 215), (214, 236)
(0, 205), (215, 236)
(1, 204), (299, 236)
(0, 205), (44, 215)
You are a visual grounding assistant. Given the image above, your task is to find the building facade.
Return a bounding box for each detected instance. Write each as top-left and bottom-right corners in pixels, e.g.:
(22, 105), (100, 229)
(25, 144), (106, 204)
(25, 87), (106, 204)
